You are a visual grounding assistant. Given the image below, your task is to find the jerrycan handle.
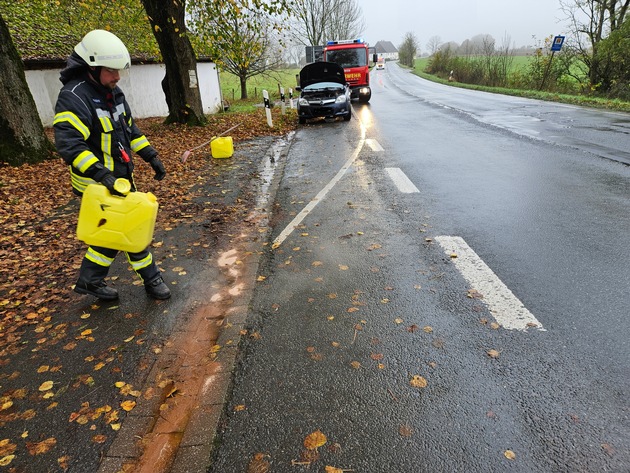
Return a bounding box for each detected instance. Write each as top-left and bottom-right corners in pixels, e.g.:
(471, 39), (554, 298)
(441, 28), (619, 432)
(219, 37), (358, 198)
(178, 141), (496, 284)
(113, 178), (131, 196)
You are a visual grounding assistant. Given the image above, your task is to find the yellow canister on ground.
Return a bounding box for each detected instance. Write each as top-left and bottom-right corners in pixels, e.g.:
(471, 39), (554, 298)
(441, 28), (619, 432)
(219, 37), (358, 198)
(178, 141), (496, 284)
(76, 179), (158, 253)
(210, 136), (234, 159)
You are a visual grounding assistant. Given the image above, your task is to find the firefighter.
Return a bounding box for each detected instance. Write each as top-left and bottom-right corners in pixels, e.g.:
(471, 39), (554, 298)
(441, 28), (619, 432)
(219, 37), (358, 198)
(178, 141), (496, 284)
(54, 29), (170, 301)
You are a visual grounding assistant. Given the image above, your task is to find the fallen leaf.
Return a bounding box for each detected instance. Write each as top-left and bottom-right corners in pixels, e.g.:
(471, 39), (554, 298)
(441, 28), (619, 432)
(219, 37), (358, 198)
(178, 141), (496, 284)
(504, 450), (516, 460)
(39, 381), (54, 392)
(487, 349), (501, 359)
(92, 434), (107, 444)
(120, 400), (136, 412)
(350, 361), (361, 369)
(410, 375), (427, 388)
(304, 430), (327, 450)
(399, 424), (413, 437)
(0, 455), (15, 466)
(26, 437), (57, 455)
(247, 452), (270, 473)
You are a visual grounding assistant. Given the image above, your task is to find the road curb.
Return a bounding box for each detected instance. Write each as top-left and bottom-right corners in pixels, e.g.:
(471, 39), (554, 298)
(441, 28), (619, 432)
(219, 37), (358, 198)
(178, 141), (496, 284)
(97, 133), (294, 473)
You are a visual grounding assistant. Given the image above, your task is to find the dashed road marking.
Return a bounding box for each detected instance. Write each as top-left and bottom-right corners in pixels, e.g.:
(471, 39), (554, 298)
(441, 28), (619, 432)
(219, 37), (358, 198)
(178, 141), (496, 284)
(366, 139), (384, 151)
(385, 167), (420, 193)
(272, 136), (366, 249)
(435, 235), (544, 331)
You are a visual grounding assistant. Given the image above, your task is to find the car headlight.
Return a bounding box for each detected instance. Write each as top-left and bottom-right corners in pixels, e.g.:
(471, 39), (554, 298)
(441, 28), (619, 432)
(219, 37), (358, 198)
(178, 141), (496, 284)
(335, 95), (348, 103)
(298, 98), (309, 106)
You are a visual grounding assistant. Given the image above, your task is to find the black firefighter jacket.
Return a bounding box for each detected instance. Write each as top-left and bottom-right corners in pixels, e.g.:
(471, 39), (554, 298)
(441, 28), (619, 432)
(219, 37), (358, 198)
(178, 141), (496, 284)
(53, 52), (157, 196)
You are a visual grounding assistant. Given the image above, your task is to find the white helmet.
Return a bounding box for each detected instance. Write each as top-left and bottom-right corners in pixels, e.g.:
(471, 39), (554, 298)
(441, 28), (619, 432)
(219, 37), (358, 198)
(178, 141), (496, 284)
(74, 30), (131, 70)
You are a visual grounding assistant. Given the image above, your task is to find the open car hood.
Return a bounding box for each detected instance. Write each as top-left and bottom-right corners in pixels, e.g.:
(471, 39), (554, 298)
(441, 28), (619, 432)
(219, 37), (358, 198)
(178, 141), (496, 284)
(299, 61), (346, 88)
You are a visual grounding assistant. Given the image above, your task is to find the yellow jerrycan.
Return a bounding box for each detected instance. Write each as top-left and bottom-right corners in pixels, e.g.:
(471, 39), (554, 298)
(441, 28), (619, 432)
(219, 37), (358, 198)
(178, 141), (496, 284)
(76, 178), (158, 253)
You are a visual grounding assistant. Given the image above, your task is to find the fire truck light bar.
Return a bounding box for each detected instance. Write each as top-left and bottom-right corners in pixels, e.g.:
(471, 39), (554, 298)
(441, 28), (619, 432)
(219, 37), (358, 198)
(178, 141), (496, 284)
(326, 39), (364, 45)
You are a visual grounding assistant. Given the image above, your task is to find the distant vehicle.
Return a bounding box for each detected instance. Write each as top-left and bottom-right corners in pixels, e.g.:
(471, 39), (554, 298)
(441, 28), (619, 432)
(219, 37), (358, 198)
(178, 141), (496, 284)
(323, 39), (375, 103)
(376, 57), (385, 70)
(296, 61), (352, 124)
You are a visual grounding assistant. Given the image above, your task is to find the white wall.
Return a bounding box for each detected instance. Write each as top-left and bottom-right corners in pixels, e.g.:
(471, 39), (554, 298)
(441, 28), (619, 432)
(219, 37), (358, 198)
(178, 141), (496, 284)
(26, 62), (223, 127)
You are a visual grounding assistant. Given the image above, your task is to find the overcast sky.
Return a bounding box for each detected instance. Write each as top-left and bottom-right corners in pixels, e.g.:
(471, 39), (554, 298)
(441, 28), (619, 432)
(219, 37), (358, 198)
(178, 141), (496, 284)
(358, 0), (569, 50)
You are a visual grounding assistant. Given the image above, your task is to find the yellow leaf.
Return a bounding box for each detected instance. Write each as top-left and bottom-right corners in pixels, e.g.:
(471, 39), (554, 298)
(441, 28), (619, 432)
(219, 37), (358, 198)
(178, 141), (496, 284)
(257, 275), (267, 282)
(487, 349), (500, 359)
(0, 455), (15, 466)
(114, 381), (125, 388)
(339, 265), (349, 270)
(81, 329), (92, 336)
(111, 423), (121, 431)
(1, 400), (13, 411)
(26, 437), (56, 455)
(410, 375), (427, 388)
(121, 400), (136, 412)
(504, 450), (516, 460)
(394, 318), (403, 324)
(304, 430), (327, 450)
(39, 381), (54, 392)
(94, 362), (106, 371)
(350, 361), (361, 369)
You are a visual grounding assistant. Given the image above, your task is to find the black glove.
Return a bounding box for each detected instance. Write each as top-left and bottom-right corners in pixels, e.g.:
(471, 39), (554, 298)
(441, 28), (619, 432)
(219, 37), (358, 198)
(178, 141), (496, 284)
(149, 157), (166, 181)
(100, 173), (125, 197)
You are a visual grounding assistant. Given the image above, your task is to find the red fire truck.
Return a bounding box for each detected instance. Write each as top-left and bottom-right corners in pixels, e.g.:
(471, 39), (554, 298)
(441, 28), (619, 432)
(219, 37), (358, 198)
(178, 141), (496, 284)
(323, 39), (375, 103)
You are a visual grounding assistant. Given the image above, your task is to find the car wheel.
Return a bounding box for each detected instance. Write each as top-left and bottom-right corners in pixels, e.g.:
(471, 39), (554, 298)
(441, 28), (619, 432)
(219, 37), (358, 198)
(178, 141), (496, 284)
(343, 111), (351, 121)
(298, 117), (306, 124)
(359, 93), (371, 103)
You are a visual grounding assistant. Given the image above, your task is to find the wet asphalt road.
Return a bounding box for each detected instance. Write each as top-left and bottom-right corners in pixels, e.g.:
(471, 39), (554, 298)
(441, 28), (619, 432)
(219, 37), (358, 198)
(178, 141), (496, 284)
(209, 64), (629, 472)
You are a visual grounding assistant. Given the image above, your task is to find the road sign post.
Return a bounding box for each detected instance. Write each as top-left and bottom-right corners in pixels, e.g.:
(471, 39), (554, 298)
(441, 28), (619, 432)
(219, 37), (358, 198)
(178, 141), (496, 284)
(540, 36), (565, 91)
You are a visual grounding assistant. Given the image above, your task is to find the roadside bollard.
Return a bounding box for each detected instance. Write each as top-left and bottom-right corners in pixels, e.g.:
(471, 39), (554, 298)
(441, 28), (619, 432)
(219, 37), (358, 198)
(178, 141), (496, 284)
(280, 87), (286, 115)
(263, 90), (273, 127)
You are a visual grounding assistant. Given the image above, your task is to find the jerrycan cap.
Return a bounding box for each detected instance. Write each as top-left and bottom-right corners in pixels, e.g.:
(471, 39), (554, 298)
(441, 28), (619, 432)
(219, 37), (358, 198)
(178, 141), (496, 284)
(113, 178), (131, 195)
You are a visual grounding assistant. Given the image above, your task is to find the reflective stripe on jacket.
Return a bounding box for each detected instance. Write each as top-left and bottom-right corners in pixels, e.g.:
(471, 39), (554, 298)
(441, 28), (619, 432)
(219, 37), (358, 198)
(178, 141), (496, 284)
(53, 77), (157, 195)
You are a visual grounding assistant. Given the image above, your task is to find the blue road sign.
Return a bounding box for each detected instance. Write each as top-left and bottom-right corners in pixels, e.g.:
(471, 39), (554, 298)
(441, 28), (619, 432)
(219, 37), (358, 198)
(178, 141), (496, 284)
(551, 35), (565, 52)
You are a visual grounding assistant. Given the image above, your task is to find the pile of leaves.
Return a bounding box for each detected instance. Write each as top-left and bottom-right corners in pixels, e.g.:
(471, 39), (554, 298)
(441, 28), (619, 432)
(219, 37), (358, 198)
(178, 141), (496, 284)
(0, 107), (296, 354)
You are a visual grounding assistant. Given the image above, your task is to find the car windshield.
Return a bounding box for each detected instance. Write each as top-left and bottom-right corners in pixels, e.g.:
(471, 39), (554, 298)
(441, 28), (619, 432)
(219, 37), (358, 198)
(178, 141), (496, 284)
(304, 82), (343, 90)
(325, 48), (366, 68)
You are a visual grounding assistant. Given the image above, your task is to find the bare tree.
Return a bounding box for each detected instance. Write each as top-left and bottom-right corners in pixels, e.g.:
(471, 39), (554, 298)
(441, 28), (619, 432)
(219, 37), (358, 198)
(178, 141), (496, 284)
(290, 0), (365, 46)
(560, 0), (630, 89)
(426, 35), (442, 55)
(0, 12), (52, 166)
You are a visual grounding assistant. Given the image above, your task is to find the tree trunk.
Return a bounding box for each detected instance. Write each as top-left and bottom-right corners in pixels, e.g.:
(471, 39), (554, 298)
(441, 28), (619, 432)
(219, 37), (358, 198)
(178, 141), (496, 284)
(141, 0), (206, 125)
(240, 75), (248, 100)
(0, 13), (52, 166)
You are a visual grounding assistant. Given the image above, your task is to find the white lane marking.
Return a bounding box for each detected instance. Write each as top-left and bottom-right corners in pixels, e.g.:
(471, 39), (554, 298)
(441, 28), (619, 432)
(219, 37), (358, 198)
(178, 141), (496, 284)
(435, 236), (544, 331)
(385, 168), (420, 194)
(272, 133), (366, 249)
(366, 139), (384, 151)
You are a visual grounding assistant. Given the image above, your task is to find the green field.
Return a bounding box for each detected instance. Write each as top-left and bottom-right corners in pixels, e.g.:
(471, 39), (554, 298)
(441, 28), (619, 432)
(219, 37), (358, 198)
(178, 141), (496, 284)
(219, 68), (300, 111)
(414, 55), (532, 74)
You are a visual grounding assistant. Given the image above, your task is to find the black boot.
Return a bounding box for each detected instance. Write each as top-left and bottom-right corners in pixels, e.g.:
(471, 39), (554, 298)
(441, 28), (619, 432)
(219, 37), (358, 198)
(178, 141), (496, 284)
(74, 279), (119, 301)
(145, 277), (171, 300)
